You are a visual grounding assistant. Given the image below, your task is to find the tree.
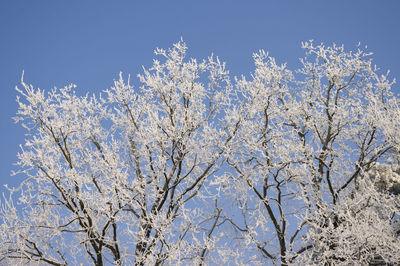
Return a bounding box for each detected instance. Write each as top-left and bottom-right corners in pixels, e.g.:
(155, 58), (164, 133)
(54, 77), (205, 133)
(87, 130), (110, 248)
(0, 41), (237, 265)
(1, 40), (400, 265)
(221, 41), (400, 265)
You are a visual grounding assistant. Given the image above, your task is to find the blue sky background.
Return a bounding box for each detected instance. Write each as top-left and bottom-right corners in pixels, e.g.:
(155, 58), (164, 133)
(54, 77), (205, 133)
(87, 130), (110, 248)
(1, 1), (400, 194)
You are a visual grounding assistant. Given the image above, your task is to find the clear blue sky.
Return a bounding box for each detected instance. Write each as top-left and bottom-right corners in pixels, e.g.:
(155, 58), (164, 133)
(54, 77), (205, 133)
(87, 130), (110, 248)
(1, 1), (400, 193)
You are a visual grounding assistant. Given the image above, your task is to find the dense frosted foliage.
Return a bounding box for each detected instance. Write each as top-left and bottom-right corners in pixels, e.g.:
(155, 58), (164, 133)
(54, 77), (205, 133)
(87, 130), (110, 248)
(1, 41), (400, 265)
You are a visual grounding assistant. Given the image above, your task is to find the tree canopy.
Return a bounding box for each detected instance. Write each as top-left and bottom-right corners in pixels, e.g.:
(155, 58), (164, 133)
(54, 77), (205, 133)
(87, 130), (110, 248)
(1, 40), (400, 265)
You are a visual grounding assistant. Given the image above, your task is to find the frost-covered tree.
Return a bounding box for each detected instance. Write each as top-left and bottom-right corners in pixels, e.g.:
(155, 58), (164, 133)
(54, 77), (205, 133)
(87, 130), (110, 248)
(220, 41), (400, 265)
(0, 41), (237, 265)
(1, 40), (400, 265)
